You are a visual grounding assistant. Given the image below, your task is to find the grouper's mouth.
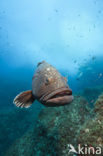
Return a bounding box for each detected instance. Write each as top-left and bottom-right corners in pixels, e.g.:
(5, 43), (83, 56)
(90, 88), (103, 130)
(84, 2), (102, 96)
(39, 87), (74, 107)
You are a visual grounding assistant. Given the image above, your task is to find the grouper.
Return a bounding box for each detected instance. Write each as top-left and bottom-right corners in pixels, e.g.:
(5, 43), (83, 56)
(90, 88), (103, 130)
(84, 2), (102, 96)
(13, 61), (73, 107)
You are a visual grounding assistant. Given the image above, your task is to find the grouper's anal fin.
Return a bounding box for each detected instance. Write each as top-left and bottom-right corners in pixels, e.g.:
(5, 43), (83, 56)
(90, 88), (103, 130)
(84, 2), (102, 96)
(13, 90), (35, 108)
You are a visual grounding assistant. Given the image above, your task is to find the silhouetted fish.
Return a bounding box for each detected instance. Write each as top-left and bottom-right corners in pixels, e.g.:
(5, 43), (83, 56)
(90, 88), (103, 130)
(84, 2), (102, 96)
(13, 61), (73, 107)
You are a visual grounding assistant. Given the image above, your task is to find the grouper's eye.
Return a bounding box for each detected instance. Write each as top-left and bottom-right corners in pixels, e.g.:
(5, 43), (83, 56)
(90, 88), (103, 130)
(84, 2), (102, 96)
(45, 77), (54, 85)
(45, 77), (51, 85)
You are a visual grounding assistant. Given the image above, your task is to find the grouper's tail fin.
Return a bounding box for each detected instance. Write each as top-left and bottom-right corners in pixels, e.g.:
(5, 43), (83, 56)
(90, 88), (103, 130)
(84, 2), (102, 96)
(13, 90), (35, 108)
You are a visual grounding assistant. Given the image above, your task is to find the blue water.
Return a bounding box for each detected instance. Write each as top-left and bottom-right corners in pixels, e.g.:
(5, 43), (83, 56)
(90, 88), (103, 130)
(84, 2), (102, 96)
(0, 0), (103, 155)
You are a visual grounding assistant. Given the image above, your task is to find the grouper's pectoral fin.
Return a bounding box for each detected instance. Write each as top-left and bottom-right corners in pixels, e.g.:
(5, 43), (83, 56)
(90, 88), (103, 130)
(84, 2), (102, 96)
(13, 90), (35, 108)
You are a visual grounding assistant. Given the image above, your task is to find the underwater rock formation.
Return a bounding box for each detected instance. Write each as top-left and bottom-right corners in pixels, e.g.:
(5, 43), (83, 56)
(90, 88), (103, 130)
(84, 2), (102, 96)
(77, 93), (103, 155)
(0, 102), (42, 156)
(5, 96), (92, 156)
(94, 93), (103, 115)
(80, 86), (103, 106)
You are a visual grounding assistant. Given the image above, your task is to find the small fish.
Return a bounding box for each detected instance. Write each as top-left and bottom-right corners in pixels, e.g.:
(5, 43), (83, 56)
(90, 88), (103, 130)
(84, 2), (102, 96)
(74, 60), (77, 63)
(54, 9), (58, 13)
(78, 72), (83, 78)
(13, 61), (73, 107)
(76, 78), (80, 81)
(98, 73), (102, 78)
(86, 67), (92, 71)
(92, 56), (96, 60)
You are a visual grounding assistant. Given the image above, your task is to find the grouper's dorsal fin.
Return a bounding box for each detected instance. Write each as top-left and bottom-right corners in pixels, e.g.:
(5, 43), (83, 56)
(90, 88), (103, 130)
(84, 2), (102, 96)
(37, 61), (46, 67)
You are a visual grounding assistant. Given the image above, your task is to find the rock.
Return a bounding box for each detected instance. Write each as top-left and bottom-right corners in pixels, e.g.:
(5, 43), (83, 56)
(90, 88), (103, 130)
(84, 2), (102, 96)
(80, 86), (103, 106)
(5, 96), (92, 156)
(5, 129), (35, 156)
(94, 93), (103, 115)
(77, 93), (103, 155)
(0, 102), (42, 156)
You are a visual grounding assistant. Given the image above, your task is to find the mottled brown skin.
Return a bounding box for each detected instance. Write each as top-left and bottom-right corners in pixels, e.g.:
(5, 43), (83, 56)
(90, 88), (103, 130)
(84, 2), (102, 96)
(32, 61), (73, 106)
(13, 61), (73, 108)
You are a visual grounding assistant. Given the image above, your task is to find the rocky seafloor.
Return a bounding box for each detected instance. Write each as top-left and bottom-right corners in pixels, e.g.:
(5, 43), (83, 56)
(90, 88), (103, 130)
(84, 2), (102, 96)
(77, 93), (103, 156)
(5, 95), (92, 156)
(0, 102), (43, 156)
(1, 86), (103, 156)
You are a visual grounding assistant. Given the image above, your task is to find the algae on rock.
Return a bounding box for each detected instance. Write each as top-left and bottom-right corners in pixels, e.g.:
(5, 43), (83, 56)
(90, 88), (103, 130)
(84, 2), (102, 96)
(0, 102), (42, 156)
(77, 93), (103, 155)
(5, 96), (92, 156)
